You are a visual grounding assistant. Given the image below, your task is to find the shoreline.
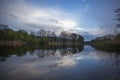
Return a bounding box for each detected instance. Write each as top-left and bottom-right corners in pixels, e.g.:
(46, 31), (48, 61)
(0, 41), (84, 46)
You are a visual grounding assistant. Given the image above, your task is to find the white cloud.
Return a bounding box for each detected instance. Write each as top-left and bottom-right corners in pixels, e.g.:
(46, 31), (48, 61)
(0, 0), (117, 40)
(58, 20), (77, 30)
(85, 26), (116, 37)
(0, 0), (78, 33)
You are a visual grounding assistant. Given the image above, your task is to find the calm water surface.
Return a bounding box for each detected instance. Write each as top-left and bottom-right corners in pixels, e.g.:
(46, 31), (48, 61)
(0, 45), (120, 80)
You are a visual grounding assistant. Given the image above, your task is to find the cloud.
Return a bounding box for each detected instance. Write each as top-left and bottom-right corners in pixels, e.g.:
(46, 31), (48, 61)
(0, 0), (78, 33)
(1, 0), (119, 40)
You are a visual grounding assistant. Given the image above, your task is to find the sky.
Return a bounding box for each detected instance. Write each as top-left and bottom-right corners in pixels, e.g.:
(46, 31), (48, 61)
(0, 0), (120, 41)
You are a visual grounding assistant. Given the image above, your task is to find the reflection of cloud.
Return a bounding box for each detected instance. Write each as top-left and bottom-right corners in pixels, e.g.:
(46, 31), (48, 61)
(54, 50), (62, 59)
(0, 47), (105, 80)
(58, 59), (76, 67)
(74, 51), (101, 60)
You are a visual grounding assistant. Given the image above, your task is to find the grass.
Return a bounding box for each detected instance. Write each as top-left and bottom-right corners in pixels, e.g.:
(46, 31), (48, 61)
(92, 41), (120, 52)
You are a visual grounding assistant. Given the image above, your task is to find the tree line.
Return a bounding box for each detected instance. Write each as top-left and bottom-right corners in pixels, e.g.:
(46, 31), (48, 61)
(0, 25), (84, 45)
(91, 8), (120, 51)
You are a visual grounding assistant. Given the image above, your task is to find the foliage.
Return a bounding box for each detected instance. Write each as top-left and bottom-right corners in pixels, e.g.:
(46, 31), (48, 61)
(0, 28), (39, 43)
(91, 34), (120, 52)
(59, 31), (84, 43)
(0, 25), (84, 45)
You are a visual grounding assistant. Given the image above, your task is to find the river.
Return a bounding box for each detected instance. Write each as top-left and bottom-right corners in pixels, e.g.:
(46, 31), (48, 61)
(0, 45), (120, 80)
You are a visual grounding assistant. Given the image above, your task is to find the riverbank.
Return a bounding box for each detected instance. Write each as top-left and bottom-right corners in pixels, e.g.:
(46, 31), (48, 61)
(0, 40), (26, 46)
(91, 41), (120, 52)
(48, 42), (83, 46)
(0, 40), (84, 46)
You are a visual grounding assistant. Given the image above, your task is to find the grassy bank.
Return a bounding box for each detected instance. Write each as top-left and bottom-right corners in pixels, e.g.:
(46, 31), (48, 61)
(0, 40), (25, 46)
(0, 40), (40, 46)
(48, 42), (83, 46)
(92, 41), (120, 52)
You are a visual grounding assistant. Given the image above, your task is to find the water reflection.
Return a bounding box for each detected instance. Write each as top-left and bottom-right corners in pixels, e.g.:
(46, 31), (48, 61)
(0, 45), (84, 61)
(93, 49), (120, 76)
(0, 45), (120, 80)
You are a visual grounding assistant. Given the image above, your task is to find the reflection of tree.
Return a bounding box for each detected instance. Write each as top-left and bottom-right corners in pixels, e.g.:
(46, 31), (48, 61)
(94, 49), (120, 75)
(59, 48), (71, 56)
(0, 45), (39, 61)
(32, 46), (84, 58)
(59, 46), (84, 56)
(114, 54), (120, 75)
(35, 50), (56, 58)
(28, 45), (84, 58)
(0, 56), (6, 61)
(69, 48), (78, 54)
(0, 45), (84, 61)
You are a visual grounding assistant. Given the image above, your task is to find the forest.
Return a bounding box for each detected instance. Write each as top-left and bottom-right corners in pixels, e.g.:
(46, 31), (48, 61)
(0, 24), (84, 45)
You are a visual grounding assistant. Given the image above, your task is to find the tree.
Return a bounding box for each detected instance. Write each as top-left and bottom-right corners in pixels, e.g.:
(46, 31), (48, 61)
(115, 8), (120, 34)
(115, 8), (120, 22)
(77, 34), (84, 42)
(114, 8), (120, 41)
(60, 31), (71, 39)
(69, 33), (77, 41)
(37, 29), (46, 37)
